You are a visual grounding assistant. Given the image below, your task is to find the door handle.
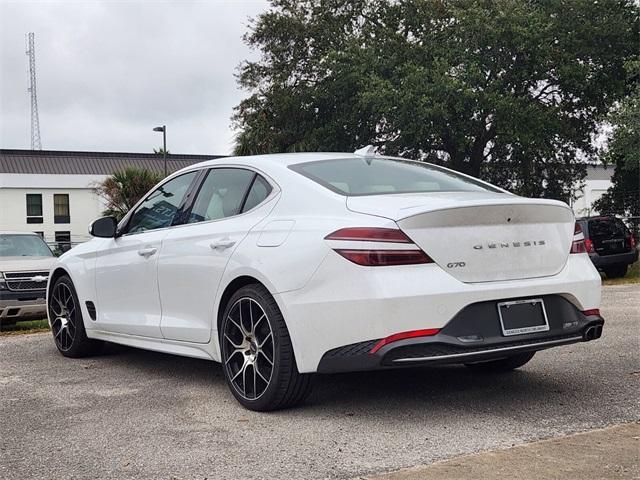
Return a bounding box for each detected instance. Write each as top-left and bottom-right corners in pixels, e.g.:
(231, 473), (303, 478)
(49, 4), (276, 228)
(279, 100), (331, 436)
(137, 247), (157, 257)
(210, 239), (236, 250)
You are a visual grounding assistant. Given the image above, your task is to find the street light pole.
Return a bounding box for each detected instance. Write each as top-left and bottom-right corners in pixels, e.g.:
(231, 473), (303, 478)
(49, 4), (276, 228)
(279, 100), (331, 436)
(153, 125), (167, 176)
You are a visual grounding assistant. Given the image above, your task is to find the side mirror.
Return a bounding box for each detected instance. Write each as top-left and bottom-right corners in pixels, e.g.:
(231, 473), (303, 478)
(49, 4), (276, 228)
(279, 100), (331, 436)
(89, 216), (118, 238)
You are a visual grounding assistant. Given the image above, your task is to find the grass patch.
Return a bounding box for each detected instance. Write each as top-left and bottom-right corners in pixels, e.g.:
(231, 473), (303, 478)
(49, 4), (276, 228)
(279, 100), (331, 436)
(601, 261), (640, 286)
(0, 318), (50, 336)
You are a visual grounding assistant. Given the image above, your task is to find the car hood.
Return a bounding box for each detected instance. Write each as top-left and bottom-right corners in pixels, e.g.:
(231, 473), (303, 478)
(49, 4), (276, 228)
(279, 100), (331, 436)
(0, 256), (57, 273)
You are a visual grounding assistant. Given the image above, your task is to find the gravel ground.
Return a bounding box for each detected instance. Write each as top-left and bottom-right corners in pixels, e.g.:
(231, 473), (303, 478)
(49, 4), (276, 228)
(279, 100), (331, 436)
(1, 284), (638, 480)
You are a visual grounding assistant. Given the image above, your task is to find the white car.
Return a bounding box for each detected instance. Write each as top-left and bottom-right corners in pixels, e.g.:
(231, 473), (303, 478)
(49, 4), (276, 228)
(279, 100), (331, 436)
(47, 149), (604, 411)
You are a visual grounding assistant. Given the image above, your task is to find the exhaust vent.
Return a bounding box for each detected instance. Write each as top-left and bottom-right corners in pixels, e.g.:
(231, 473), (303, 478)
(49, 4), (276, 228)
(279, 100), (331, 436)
(85, 301), (96, 320)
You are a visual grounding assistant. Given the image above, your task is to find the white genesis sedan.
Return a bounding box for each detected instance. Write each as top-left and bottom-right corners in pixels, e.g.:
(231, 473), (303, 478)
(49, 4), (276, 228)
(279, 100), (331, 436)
(47, 149), (604, 410)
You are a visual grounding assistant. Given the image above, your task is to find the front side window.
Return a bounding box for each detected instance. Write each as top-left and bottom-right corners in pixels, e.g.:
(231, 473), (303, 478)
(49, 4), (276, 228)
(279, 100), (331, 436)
(290, 157), (501, 196)
(126, 171), (197, 234)
(188, 168), (256, 224)
(54, 194), (70, 223)
(0, 234), (53, 257)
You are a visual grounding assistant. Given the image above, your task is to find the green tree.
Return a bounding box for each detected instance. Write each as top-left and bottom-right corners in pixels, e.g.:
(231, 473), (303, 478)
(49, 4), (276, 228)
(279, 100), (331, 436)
(233, 0), (638, 200)
(153, 147), (170, 155)
(93, 167), (163, 221)
(594, 60), (640, 233)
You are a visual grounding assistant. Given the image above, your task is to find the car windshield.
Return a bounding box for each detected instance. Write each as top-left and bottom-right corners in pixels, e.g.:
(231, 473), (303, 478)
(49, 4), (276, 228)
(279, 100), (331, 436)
(0, 234), (53, 257)
(290, 157), (502, 196)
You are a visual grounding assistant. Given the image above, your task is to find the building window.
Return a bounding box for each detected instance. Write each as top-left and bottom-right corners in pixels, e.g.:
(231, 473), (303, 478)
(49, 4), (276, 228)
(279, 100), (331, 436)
(55, 231), (71, 253)
(54, 194), (70, 223)
(26, 194), (43, 224)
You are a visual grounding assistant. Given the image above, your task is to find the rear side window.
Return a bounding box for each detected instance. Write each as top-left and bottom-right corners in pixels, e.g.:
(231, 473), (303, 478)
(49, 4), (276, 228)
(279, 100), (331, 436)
(289, 157), (501, 196)
(588, 218), (628, 240)
(188, 168), (255, 223)
(242, 176), (272, 213)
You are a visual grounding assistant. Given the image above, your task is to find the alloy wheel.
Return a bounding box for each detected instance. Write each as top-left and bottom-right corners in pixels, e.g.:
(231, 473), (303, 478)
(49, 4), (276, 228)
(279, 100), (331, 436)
(222, 297), (274, 400)
(49, 282), (76, 352)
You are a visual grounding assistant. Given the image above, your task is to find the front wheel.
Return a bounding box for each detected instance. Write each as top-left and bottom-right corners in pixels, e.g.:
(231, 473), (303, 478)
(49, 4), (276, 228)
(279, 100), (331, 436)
(464, 351), (535, 373)
(220, 284), (312, 411)
(48, 275), (103, 357)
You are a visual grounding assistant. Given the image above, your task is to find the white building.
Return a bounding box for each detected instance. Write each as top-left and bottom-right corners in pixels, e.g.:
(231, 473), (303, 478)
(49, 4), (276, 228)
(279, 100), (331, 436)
(571, 164), (615, 218)
(0, 149), (218, 250)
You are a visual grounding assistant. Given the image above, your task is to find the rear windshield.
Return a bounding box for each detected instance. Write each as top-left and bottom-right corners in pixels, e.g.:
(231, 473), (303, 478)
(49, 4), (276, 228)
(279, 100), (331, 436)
(289, 157), (501, 196)
(0, 234), (53, 257)
(588, 218), (629, 239)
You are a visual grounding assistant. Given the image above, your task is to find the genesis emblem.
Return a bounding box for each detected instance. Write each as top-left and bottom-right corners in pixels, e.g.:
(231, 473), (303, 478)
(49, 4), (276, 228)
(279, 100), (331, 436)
(473, 240), (546, 250)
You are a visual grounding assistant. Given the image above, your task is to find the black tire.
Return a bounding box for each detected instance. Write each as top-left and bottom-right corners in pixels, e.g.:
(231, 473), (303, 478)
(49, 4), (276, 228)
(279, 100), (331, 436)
(48, 275), (103, 358)
(220, 284), (312, 411)
(464, 351), (535, 373)
(604, 265), (628, 279)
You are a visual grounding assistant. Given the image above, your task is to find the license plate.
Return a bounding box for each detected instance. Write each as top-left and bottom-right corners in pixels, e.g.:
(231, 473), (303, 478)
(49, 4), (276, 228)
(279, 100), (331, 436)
(497, 298), (549, 336)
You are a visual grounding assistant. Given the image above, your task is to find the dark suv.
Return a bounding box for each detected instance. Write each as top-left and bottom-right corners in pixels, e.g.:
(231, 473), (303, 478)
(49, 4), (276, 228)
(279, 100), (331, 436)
(576, 216), (638, 278)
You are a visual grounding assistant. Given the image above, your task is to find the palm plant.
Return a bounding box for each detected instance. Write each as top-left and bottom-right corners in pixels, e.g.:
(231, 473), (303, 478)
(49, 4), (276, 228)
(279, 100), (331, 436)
(93, 167), (163, 221)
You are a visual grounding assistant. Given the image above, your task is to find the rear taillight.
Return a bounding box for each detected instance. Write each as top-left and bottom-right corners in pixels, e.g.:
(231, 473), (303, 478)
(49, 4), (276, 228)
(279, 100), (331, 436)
(629, 235), (637, 251)
(571, 223), (587, 254)
(333, 249), (432, 266)
(325, 227), (433, 266)
(582, 308), (600, 317)
(584, 238), (595, 254)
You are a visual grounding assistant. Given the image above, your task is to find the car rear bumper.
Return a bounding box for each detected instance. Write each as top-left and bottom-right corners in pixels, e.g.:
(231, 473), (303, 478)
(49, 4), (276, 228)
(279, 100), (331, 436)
(277, 253), (602, 373)
(589, 249), (638, 268)
(0, 289), (47, 320)
(316, 296), (604, 373)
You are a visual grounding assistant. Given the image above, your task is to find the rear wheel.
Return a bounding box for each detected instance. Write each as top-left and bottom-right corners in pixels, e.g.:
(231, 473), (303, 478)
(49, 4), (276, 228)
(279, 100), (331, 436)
(464, 351), (535, 373)
(48, 275), (103, 357)
(220, 284), (312, 411)
(604, 265), (628, 279)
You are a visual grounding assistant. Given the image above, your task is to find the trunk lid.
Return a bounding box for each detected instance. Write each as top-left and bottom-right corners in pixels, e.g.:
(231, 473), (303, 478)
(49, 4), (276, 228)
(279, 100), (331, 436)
(347, 192), (575, 283)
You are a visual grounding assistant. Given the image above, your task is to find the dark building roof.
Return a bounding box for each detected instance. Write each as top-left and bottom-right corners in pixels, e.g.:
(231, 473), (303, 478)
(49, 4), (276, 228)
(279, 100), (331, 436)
(0, 149), (224, 175)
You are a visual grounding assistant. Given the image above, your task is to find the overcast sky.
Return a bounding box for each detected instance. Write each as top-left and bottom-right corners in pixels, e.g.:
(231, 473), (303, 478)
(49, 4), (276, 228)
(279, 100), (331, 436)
(0, 0), (270, 155)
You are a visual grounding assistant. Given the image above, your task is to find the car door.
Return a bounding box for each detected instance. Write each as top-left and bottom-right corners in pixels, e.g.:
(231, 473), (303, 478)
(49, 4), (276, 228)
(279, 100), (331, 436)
(94, 171), (199, 338)
(157, 168), (276, 343)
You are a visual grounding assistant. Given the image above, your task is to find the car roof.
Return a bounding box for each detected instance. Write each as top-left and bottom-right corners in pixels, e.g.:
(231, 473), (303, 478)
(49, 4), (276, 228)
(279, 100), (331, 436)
(172, 152), (380, 179)
(193, 152), (363, 169)
(169, 151), (510, 196)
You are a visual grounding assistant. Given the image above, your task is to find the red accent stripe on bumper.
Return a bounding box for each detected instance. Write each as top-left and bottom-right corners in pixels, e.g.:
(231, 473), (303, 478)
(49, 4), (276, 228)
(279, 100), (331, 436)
(369, 328), (441, 355)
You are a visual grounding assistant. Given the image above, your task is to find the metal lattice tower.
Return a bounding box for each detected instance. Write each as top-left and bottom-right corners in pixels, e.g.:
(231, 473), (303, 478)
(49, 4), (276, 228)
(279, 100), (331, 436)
(26, 32), (42, 150)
